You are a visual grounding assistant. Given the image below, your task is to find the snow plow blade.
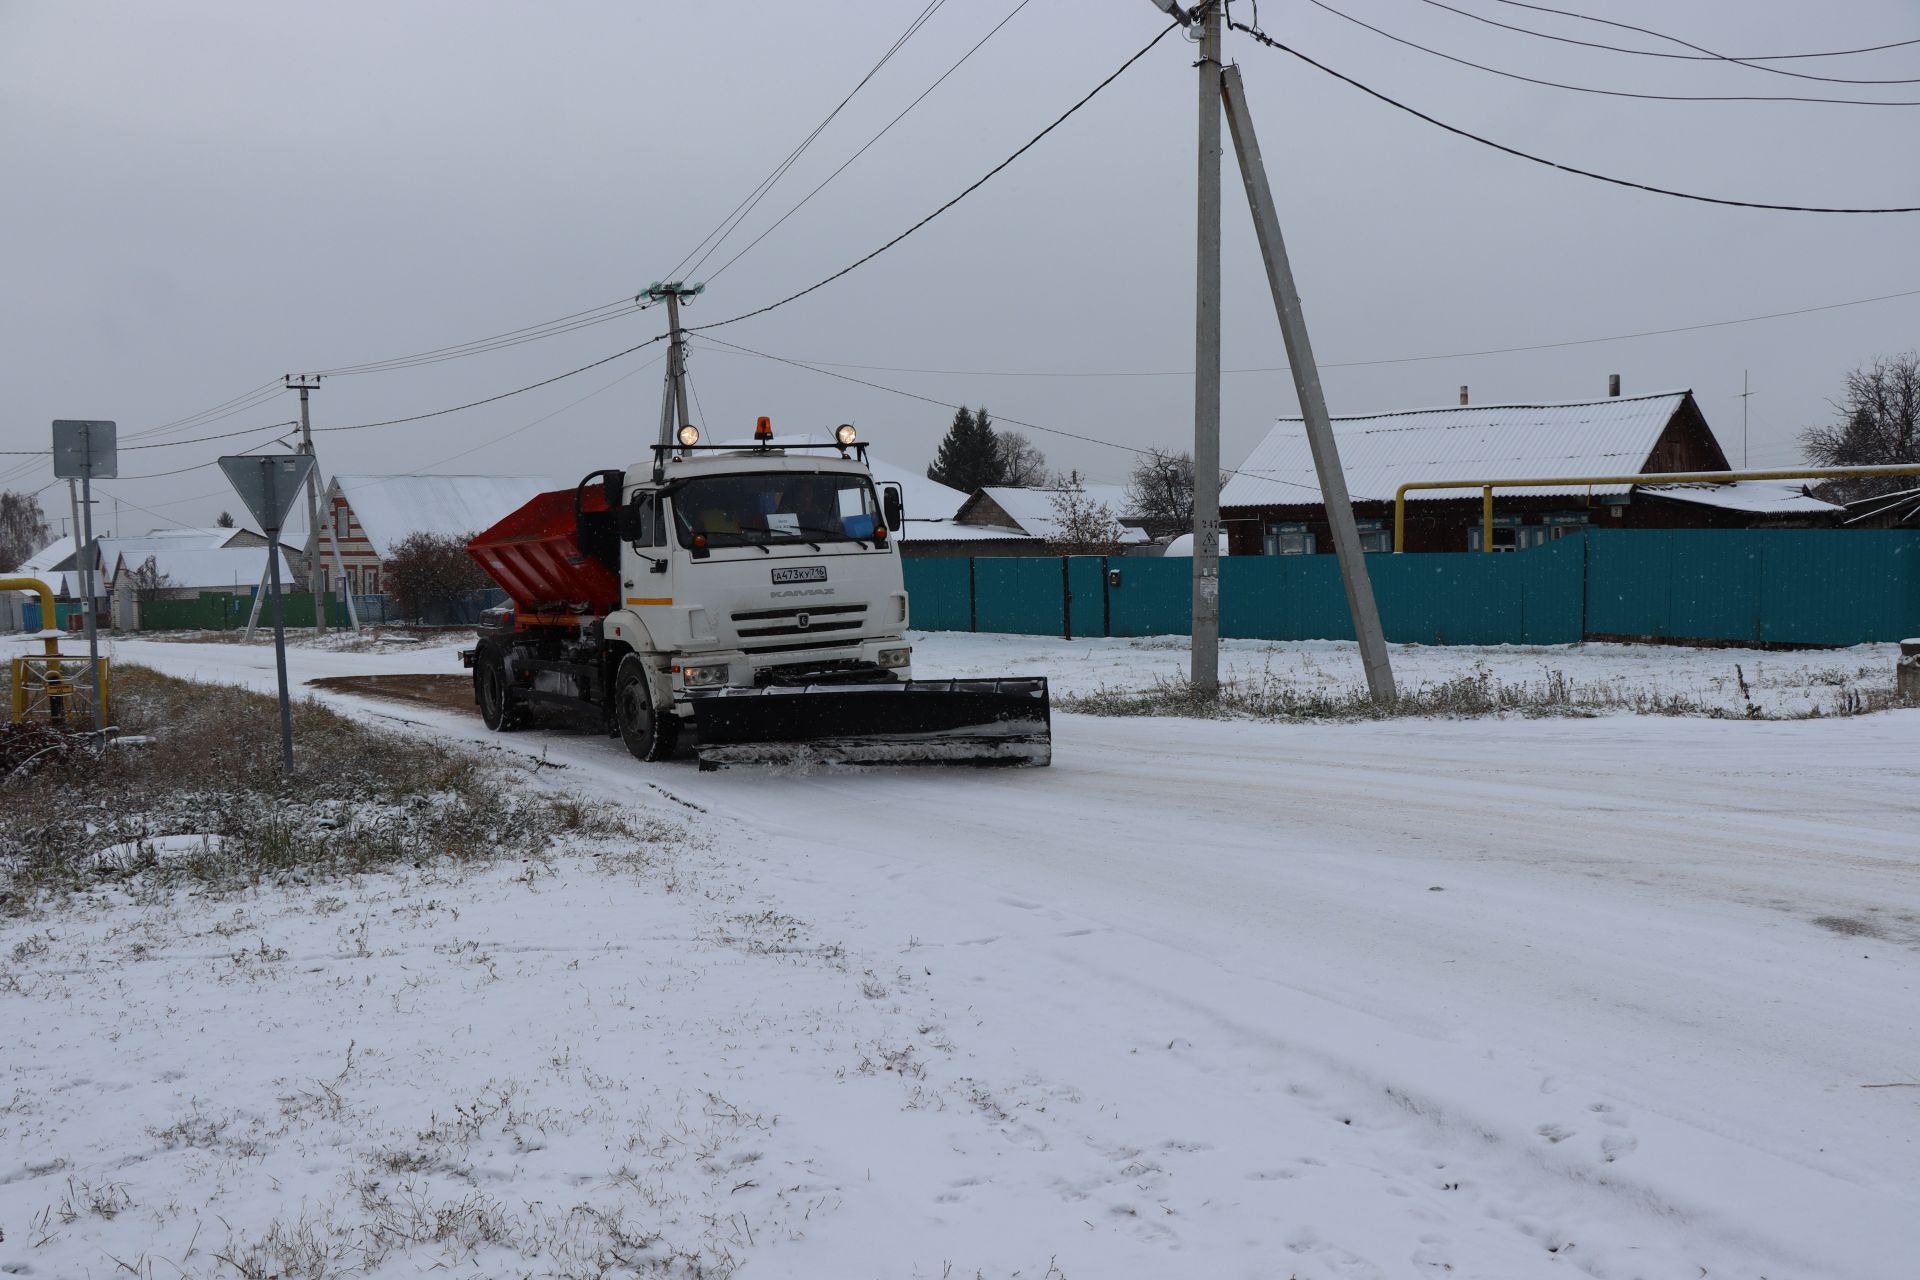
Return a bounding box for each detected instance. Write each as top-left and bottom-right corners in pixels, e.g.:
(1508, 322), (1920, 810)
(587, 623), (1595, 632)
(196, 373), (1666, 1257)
(688, 678), (1051, 769)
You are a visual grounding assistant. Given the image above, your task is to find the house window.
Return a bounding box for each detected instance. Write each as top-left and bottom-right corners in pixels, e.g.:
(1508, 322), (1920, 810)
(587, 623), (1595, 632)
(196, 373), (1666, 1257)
(1467, 523), (1521, 552)
(335, 506), (351, 540)
(1355, 519), (1391, 553)
(1265, 523), (1316, 555)
(364, 566), (379, 595)
(1544, 512), (1590, 541)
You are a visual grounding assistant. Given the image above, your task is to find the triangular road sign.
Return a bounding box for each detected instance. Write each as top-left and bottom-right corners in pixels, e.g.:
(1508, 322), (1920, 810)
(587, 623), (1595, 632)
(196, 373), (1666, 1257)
(218, 454), (315, 534)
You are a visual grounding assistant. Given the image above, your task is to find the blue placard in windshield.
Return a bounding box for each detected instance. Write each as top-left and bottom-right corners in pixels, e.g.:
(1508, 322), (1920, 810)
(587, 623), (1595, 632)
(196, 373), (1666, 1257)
(771, 566), (828, 584)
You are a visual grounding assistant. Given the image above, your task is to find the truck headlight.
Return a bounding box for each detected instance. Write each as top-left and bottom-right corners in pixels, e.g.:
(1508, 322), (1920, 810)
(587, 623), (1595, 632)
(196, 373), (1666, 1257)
(877, 646), (911, 669)
(678, 665), (729, 688)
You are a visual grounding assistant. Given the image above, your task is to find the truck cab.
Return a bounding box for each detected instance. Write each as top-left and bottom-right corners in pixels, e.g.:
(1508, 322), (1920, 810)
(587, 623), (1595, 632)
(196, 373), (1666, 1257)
(606, 437), (911, 747)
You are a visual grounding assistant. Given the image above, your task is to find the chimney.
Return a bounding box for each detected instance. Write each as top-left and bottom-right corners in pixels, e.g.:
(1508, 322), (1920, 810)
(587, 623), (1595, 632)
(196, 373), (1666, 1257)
(1458, 385), (1469, 406)
(1608, 373), (1621, 397)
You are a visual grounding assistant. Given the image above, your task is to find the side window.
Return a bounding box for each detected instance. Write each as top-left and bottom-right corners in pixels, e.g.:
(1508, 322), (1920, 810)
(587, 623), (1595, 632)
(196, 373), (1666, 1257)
(627, 493), (666, 546)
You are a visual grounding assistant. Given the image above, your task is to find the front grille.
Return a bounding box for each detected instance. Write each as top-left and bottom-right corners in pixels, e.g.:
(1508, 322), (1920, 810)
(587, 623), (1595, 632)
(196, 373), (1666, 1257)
(731, 603), (866, 640)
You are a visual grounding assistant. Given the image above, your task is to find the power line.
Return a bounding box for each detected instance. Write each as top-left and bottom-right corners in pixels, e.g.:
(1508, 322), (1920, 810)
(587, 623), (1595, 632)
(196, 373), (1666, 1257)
(705, 0), (1037, 285)
(692, 333), (1324, 493)
(121, 420), (300, 451)
(123, 381), (287, 443)
(689, 283), (1920, 377)
(1486, 0), (1920, 71)
(397, 349), (668, 474)
(314, 333), (669, 433)
(314, 295), (649, 377)
(1230, 19), (1920, 213)
(1305, 0), (1920, 105)
(1414, 0), (1920, 85)
(667, 0), (949, 285)
(4, 419), (298, 458)
(692, 17), (1183, 335)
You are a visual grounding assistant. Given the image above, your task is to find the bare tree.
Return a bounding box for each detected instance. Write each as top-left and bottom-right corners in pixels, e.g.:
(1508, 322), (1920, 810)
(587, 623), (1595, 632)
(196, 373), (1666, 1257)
(1044, 471), (1126, 556)
(384, 531), (491, 623)
(130, 555), (175, 602)
(0, 491), (51, 573)
(1801, 353), (1920, 502)
(995, 432), (1049, 487)
(1125, 447), (1204, 538)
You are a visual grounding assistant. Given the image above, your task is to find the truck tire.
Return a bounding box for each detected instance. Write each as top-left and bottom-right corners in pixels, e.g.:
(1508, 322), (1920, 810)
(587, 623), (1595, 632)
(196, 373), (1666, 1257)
(614, 655), (676, 762)
(475, 641), (528, 732)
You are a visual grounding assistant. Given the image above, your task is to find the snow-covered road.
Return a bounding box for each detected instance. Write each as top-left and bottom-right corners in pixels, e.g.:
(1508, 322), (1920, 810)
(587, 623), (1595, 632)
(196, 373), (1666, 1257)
(12, 632), (1920, 1277)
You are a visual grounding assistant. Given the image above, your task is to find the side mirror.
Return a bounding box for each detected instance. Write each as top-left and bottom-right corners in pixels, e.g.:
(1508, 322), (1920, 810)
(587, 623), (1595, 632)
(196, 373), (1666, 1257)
(882, 484), (903, 533)
(618, 491), (649, 543)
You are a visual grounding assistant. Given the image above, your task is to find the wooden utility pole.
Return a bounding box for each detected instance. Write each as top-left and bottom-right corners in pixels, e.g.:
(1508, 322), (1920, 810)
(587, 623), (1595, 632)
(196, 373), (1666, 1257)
(1219, 61), (1395, 702)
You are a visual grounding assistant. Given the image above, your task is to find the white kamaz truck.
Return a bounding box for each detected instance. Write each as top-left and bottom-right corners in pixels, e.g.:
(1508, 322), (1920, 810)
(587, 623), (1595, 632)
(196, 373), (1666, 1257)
(463, 419), (1051, 768)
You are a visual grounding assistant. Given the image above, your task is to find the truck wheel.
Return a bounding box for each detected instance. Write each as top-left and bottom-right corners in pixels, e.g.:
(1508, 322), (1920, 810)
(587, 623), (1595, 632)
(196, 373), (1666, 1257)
(615, 656), (676, 762)
(475, 642), (528, 732)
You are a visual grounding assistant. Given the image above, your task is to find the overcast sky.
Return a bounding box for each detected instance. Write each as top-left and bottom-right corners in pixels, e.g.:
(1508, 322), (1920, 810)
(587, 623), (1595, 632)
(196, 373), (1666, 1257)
(4, 0), (1916, 538)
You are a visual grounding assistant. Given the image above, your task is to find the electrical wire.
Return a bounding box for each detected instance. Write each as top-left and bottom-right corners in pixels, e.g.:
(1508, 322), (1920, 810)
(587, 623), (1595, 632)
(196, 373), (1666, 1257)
(693, 17), (1183, 335)
(1414, 0), (1920, 85)
(314, 333), (669, 433)
(1230, 19), (1920, 212)
(1486, 0), (1920, 71)
(691, 333), (1324, 493)
(120, 420), (300, 452)
(1304, 0), (1920, 105)
(684, 283), (1920, 378)
(394, 349), (668, 475)
(120, 380), (284, 440)
(314, 295), (650, 377)
(705, 0), (1037, 285)
(666, 0), (949, 285)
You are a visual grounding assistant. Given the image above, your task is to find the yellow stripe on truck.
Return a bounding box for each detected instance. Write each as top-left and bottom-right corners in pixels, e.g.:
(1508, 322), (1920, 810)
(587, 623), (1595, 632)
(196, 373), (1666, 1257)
(625, 597), (672, 606)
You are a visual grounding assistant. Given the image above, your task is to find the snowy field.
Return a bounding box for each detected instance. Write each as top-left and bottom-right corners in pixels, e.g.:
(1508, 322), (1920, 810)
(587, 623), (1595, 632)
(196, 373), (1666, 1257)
(4, 631), (1918, 1278)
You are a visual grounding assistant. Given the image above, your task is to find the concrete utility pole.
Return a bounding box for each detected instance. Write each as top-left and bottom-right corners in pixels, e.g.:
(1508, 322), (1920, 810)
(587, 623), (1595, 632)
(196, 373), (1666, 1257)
(646, 281), (703, 448)
(67, 478), (104, 730)
(1220, 63), (1395, 702)
(287, 375), (326, 634)
(1190, 2), (1225, 697)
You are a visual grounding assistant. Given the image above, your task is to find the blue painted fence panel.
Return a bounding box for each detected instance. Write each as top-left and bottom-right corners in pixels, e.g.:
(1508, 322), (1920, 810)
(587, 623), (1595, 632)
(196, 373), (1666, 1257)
(901, 530), (1920, 646)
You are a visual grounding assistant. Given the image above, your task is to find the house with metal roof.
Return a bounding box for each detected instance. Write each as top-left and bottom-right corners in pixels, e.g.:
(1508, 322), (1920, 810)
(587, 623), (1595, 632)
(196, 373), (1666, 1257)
(320, 475), (556, 597)
(905, 484), (1152, 559)
(1220, 389), (1840, 555)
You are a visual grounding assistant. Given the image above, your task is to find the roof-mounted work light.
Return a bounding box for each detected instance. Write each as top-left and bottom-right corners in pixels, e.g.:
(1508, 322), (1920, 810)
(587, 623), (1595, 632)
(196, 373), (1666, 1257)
(834, 424), (858, 446)
(677, 424), (701, 447)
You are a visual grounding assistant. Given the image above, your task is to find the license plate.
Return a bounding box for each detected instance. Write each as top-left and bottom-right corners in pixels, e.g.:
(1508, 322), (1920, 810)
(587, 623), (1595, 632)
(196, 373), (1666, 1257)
(771, 566), (828, 584)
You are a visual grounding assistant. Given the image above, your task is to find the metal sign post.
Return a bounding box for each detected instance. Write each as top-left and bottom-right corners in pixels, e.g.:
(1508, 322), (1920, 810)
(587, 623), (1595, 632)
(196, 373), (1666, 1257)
(219, 454), (316, 773)
(51, 420), (117, 731)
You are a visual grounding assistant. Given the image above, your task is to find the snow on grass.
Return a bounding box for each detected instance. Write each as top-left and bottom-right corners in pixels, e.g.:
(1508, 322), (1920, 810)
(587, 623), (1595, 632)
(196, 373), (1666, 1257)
(919, 630), (1907, 718)
(4, 633), (1918, 1277)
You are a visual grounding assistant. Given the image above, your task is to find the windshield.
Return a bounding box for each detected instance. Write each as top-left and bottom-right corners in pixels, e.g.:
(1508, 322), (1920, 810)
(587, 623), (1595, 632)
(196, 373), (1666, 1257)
(671, 471), (881, 548)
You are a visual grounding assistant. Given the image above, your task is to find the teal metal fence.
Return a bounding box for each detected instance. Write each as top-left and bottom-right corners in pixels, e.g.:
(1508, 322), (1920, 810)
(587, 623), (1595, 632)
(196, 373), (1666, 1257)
(902, 530), (1920, 647)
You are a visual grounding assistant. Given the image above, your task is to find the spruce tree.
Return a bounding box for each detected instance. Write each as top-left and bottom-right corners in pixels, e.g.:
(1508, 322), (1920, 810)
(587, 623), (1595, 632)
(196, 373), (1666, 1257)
(927, 406), (1006, 492)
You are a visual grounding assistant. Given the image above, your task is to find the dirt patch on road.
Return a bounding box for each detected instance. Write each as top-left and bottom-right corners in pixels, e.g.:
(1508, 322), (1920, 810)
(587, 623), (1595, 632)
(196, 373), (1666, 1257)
(309, 673), (476, 715)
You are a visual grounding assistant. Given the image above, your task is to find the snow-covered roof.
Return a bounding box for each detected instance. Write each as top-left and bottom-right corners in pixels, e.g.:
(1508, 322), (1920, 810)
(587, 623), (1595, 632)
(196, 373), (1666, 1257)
(1636, 480), (1842, 515)
(332, 475), (556, 559)
(14, 534), (77, 577)
(108, 544), (296, 590)
(897, 519), (1035, 544)
(969, 486), (1150, 544)
(1222, 391), (1699, 506)
(869, 460), (968, 522)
